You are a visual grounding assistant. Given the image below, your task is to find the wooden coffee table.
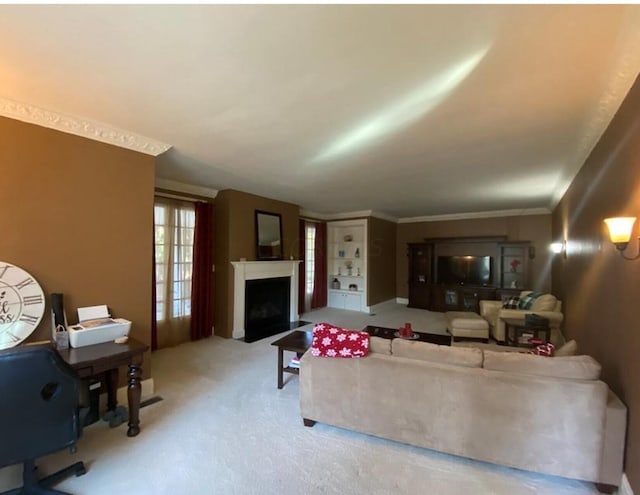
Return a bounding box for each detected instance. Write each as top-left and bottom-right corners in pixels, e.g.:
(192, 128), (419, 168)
(362, 325), (451, 346)
(271, 330), (313, 389)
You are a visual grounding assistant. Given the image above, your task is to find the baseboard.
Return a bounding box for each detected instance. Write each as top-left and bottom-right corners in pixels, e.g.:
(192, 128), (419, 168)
(396, 297), (409, 305)
(369, 298), (398, 314)
(620, 474), (634, 495)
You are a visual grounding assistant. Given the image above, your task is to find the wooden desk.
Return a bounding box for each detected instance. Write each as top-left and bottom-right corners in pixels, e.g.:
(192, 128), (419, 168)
(58, 338), (149, 437)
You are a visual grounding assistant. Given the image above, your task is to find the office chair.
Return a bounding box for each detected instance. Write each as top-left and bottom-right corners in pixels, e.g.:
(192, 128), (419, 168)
(0, 345), (87, 495)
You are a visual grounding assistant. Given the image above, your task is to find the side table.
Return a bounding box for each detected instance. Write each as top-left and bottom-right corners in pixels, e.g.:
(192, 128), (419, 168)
(270, 330), (313, 389)
(501, 317), (550, 348)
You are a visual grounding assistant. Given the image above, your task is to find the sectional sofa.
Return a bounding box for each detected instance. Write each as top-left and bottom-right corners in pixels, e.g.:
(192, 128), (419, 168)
(300, 338), (626, 491)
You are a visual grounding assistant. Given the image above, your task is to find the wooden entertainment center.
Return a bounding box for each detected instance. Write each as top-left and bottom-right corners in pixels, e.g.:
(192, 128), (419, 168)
(407, 236), (531, 313)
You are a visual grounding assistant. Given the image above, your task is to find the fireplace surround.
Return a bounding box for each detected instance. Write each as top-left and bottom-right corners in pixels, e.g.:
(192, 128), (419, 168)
(230, 260), (301, 340)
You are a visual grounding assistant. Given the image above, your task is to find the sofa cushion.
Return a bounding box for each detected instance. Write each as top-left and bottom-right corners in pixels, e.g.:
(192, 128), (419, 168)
(483, 350), (601, 380)
(311, 323), (369, 358)
(502, 296), (521, 309)
(392, 339), (483, 368)
(518, 291), (543, 310)
(555, 339), (578, 357)
(530, 294), (558, 312)
(369, 336), (391, 355)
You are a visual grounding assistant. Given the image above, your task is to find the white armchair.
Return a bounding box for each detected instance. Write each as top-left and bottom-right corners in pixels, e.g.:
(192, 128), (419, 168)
(479, 291), (563, 344)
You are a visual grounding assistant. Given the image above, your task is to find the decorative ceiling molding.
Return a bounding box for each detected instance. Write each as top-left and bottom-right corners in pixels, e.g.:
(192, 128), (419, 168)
(155, 178), (218, 199)
(301, 207), (550, 223)
(397, 208), (551, 224)
(0, 97), (172, 156)
(300, 209), (399, 223)
(549, 5), (640, 209)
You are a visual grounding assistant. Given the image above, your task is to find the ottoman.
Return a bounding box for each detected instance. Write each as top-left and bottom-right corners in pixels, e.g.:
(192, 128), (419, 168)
(445, 311), (489, 342)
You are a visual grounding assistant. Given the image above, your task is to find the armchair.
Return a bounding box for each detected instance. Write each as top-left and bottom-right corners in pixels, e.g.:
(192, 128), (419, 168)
(0, 345), (87, 495)
(480, 291), (564, 344)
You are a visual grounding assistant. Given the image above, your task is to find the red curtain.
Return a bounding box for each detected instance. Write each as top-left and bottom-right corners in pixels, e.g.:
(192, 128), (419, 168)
(190, 202), (215, 341)
(151, 229), (158, 351)
(311, 222), (327, 309)
(298, 219), (306, 315)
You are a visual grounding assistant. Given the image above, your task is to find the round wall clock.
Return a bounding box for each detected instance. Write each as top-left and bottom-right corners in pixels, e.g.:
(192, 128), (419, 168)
(0, 261), (46, 350)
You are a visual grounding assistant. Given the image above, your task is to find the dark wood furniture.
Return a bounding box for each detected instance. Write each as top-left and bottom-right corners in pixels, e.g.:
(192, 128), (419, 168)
(58, 337), (149, 437)
(407, 237), (532, 312)
(363, 325), (451, 346)
(271, 330), (313, 389)
(502, 317), (550, 348)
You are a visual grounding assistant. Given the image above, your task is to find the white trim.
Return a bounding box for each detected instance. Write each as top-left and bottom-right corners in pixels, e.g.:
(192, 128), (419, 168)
(301, 207), (552, 224)
(0, 97), (171, 156)
(368, 298), (398, 315)
(300, 209), (398, 223)
(620, 473), (634, 495)
(397, 208), (551, 224)
(230, 261), (302, 339)
(155, 178), (218, 198)
(396, 297), (409, 305)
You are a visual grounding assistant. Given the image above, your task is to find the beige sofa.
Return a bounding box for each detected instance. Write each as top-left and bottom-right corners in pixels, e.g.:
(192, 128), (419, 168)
(300, 338), (626, 489)
(480, 291), (563, 343)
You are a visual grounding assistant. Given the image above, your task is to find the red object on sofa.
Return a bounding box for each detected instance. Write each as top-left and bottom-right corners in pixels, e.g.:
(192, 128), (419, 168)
(310, 322), (369, 358)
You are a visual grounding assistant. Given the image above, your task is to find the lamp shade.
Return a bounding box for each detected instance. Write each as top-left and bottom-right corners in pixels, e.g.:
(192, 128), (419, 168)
(604, 217), (636, 244)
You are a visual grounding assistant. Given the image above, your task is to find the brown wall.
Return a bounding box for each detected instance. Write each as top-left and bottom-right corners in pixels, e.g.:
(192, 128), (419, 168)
(214, 189), (300, 338)
(367, 217), (397, 306)
(552, 75), (640, 491)
(0, 117), (155, 377)
(396, 215), (552, 298)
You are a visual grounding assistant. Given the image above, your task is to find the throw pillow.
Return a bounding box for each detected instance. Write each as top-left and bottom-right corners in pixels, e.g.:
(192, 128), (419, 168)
(310, 322), (369, 358)
(526, 342), (555, 357)
(502, 296), (520, 309)
(518, 291), (543, 310)
(555, 339), (578, 357)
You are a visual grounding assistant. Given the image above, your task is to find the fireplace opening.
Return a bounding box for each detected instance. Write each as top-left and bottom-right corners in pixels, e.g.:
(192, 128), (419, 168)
(244, 276), (291, 343)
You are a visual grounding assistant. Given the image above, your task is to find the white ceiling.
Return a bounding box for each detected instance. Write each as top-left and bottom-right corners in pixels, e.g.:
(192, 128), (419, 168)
(2, 5), (640, 219)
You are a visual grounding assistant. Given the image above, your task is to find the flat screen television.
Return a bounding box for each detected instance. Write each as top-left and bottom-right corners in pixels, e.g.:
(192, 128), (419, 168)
(437, 255), (492, 286)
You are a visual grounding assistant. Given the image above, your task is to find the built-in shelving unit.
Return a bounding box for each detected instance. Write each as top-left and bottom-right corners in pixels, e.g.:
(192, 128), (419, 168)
(327, 219), (367, 312)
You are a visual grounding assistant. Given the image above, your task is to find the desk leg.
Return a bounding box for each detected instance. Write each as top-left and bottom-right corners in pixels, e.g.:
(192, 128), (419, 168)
(105, 368), (119, 411)
(277, 347), (284, 389)
(127, 363), (142, 437)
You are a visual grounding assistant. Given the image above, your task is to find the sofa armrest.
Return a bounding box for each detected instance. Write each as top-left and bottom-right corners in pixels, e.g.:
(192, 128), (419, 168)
(479, 300), (502, 327)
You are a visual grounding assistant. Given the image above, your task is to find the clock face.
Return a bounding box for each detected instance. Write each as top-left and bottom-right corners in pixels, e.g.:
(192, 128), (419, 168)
(0, 262), (46, 350)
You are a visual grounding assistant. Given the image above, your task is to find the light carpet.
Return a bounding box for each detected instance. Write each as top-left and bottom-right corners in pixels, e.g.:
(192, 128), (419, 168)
(0, 305), (602, 495)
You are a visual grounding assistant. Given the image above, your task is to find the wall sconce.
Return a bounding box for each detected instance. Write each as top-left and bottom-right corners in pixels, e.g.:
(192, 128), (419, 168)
(550, 240), (567, 259)
(604, 217), (640, 260)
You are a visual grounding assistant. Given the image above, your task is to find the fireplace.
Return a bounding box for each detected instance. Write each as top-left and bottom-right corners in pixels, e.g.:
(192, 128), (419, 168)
(230, 260), (302, 340)
(244, 277), (290, 343)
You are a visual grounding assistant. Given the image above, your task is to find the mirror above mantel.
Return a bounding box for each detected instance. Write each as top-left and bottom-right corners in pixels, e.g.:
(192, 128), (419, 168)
(255, 210), (283, 260)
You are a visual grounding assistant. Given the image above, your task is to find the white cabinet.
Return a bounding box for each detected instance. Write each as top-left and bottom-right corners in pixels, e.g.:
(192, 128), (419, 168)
(327, 219), (368, 313)
(328, 290), (362, 312)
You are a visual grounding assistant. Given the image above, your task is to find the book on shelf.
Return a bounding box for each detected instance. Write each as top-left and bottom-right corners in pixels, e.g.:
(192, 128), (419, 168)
(289, 356), (301, 369)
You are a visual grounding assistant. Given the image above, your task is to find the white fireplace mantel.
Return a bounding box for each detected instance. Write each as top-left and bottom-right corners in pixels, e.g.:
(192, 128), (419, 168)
(231, 260), (302, 339)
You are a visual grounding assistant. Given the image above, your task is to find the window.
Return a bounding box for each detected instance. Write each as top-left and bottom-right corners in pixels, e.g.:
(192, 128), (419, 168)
(154, 199), (195, 322)
(305, 223), (316, 295)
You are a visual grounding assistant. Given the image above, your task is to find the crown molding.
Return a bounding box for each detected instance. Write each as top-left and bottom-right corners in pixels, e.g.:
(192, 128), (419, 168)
(301, 207), (551, 223)
(0, 97), (171, 156)
(155, 178), (218, 199)
(300, 209), (400, 222)
(549, 5), (640, 209)
(397, 208), (551, 224)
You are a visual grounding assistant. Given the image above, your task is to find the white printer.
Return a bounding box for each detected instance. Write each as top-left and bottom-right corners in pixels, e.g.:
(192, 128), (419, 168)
(68, 305), (131, 348)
